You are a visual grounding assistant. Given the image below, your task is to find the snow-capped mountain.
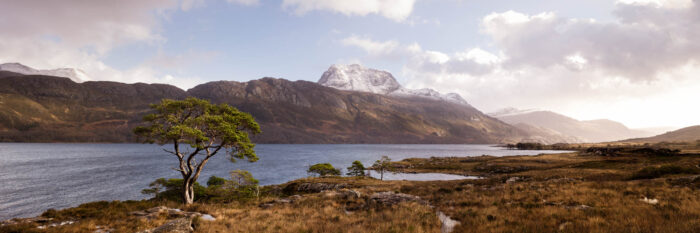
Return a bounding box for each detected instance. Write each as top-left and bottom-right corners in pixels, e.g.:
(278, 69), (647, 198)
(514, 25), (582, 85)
(318, 64), (469, 105)
(318, 64), (401, 95)
(0, 63), (89, 83)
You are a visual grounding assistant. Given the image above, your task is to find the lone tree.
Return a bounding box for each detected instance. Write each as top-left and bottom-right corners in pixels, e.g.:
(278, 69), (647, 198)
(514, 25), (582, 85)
(346, 160), (366, 177)
(134, 97), (261, 204)
(373, 156), (393, 180)
(308, 163), (341, 177)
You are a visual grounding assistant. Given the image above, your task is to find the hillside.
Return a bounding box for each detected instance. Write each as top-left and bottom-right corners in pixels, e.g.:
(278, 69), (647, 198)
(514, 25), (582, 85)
(0, 72), (538, 143)
(623, 125), (700, 143)
(490, 109), (654, 142)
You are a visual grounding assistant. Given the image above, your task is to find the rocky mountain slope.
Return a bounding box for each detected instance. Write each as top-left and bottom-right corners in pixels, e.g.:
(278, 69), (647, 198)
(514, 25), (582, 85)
(489, 108), (655, 142)
(0, 63), (89, 82)
(0, 70), (540, 143)
(622, 125), (700, 143)
(319, 64), (469, 105)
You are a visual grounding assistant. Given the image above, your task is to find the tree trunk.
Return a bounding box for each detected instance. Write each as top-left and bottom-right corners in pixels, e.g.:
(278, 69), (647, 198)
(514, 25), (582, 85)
(380, 169), (384, 180)
(183, 179), (194, 205)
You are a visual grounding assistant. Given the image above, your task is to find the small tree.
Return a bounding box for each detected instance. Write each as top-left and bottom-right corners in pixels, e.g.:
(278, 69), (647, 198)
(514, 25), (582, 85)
(134, 97), (261, 205)
(346, 160), (366, 177)
(141, 178), (167, 198)
(373, 156), (393, 180)
(229, 169), (260, 198)
(308, 163), (341, 177)
(207, 176), (227, 187)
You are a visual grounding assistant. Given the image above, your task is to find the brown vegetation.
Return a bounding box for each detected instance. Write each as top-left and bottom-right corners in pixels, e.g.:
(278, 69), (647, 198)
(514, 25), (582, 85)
(3, 143), (700, 232)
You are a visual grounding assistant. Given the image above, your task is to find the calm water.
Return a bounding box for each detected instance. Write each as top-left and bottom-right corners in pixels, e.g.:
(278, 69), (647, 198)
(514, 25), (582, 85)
(0, 143), (567, 219)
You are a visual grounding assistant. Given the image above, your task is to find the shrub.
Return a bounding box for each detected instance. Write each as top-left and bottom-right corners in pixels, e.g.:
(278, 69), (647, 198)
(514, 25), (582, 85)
(346, 160), (366, 177)
(308, 163), (341, 177)
(142, 178), (206, 202)
(207, 176), (227, 187)
(629, 165), (699, 180)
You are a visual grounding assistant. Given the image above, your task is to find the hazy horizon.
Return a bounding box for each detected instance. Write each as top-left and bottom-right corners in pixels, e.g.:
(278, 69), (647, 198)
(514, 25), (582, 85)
(1, 0), (699, 129)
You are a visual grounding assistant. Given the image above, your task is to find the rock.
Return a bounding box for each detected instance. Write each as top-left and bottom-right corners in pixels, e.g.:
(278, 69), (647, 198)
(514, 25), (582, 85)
(338, 189), (361, 200)
(295, 183), (348, 193)
(506, 177), (522, 184)
(146, 206), (169, 213)
(142, 218), (193, 233)
(437, 211), (460, 233)
(199, 214), (216, 221)
(369, 192), (424, 206)
(641, 197), (659, 205)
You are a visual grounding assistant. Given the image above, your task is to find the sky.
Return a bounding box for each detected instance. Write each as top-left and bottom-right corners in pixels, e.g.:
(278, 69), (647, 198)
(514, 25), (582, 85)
(1, 0), (699, 129)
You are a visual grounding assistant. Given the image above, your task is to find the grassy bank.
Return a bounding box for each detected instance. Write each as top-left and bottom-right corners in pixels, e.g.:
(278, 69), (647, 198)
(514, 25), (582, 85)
(2, 143), (700, 233)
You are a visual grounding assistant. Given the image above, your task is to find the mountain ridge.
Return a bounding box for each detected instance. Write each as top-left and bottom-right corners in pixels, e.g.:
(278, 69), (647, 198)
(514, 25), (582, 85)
(0, 72), (539, 143)
(488, 108), (657, 142)
(318, 64), (469, 106)
(0, 63), (89, 83)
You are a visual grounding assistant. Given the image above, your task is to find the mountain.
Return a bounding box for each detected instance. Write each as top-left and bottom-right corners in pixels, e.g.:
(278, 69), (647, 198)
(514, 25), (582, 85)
(319, 64), (469, 105)
(623, 125), (700, 143)
(0, 74), (186, 142)
(489, 108), (655, 142)
(0, 63), (89, 82)
(0, 70), (538, 143)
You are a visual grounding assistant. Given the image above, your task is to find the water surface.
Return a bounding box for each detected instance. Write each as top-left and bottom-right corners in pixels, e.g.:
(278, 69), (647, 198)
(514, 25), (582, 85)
(0, 143), (567, 219)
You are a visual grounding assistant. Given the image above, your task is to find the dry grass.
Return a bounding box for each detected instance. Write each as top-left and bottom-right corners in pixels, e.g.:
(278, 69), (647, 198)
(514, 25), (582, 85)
(3, 144), (700, 233)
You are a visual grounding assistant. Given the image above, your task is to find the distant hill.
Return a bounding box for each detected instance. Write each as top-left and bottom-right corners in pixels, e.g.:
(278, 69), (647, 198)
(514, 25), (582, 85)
(489, 109), (656, 143)
(0, 64), (553, 143)
(623, 125), (700, 143)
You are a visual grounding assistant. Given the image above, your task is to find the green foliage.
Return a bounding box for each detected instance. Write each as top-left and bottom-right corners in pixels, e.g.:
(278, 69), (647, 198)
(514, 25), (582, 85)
(629, 165), (699, 180)
(373, 156), (394, 180)
(229, 170), (259, 187)
(133, 97), (261, 162)
(207, 176), (227, 187)
(308, 163), (341, 177)
(346, 160), (366, 177)
(133, 97), (261, 204)
(141, 178), (206, 202)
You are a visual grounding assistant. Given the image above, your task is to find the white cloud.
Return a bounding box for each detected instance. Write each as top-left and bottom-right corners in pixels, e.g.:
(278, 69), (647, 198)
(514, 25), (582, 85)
(0, 0), (219, 89)
(341, 36), (401, 57)
(342, 1), (700, 127)
(481, 1), (700, 81)
(282, 0), (417, 21)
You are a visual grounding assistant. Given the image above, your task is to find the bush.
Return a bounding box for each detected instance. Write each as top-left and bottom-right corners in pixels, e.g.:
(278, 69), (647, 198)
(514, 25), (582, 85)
(308, 163), (341, 177)
(207, 176), (227, 187)
(629, 165), (699, 180)
(346, 160), (366, 177)
(142, 178), (206, 202)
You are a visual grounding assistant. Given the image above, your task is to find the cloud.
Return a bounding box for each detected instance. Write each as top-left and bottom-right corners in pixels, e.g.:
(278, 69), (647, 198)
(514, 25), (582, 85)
(341, 36), (497, 76)
(341, 36), (401, 57)
(282, 0), (417, 21)
(481, 1), (700, 81)
(342, 1), (700, 127)
(0, 0), (222, 89)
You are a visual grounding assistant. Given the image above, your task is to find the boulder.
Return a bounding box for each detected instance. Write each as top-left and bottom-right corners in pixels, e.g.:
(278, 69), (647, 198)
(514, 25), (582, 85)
(138, 218), (193, 233)
(369, 192), (424, 206)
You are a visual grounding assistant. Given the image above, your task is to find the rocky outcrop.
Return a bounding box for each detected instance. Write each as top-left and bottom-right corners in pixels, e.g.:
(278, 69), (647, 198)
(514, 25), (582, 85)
(369, 191), (425, 206)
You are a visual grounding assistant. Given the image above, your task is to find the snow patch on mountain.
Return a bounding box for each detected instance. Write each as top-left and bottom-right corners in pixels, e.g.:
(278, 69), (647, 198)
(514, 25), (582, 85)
(318, 64), (469, 105)
(0, 63), (89, 83)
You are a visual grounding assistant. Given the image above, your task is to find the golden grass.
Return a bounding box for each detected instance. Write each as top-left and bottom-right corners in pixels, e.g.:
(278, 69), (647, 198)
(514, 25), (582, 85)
(3, 144), (700, 233)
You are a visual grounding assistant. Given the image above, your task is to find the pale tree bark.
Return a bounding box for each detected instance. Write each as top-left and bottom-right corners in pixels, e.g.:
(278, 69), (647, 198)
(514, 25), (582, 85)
(169, 140), (223, 205)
